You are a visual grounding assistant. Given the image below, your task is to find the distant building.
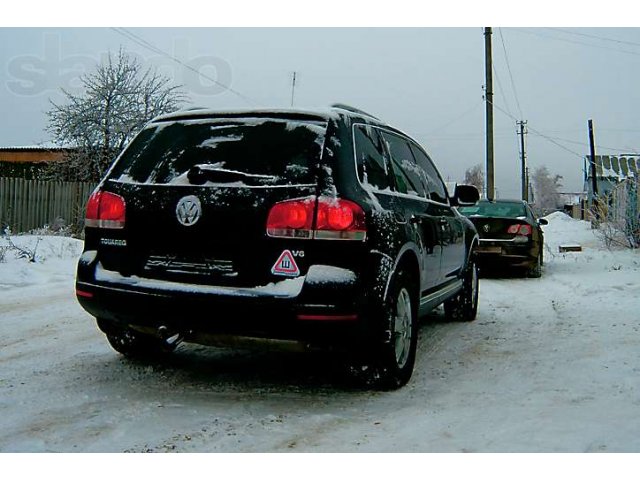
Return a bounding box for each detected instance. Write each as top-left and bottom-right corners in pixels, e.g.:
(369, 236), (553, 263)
(558, 192), (587, 219)
(584, 155), (639, 226)
(0, 145), (73, 179)
(584, 155), (639, 202)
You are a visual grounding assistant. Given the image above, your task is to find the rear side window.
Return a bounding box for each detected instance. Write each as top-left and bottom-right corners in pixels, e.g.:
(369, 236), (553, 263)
(354, 125), (391, 191)
(409, 144), (448, 204)
(109, 118), (328, 186)
(381, 131), (428, 198)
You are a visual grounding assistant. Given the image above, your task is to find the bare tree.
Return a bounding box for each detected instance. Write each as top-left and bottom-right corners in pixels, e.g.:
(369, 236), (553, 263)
(45, 49), (186, 181)
(463, 164), (484, 193)
(532, 165), (563, 214)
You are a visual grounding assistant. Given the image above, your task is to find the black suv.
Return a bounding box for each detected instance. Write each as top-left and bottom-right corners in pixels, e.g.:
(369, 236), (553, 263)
(76, 104), (479, 388)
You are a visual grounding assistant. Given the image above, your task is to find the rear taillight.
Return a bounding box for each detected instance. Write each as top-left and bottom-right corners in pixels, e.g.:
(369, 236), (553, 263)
(85, 191), (126, 229)
(507, 224), (532, 236)
(315, 198), (366, 240)
(266, 196), (366, 241)
(265, 197), (315, 239)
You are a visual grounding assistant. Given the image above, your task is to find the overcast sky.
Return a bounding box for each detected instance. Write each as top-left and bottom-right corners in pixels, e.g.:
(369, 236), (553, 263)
(1, 27), (640, 196)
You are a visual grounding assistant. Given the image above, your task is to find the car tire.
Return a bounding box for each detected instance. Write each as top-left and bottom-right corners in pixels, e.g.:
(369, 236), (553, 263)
(351, 269), (418, 390)
(103, 324), (176, 359)
(444, 256), (479, 322)
(526, 252), (542, 278)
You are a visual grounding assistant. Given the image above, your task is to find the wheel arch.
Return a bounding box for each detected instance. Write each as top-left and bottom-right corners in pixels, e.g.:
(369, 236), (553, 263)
(386, 245), (421, 309)
(465, 232), (480, 270)
(365, 243), (422, 319)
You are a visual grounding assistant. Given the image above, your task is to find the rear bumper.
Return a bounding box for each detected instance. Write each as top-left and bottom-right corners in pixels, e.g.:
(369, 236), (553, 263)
(76, 251), (371, 348)
(475, 239), (538, 268)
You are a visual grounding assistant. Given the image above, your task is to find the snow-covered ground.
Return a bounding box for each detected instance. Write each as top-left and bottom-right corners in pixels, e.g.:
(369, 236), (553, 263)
(0, 213), (639, 453)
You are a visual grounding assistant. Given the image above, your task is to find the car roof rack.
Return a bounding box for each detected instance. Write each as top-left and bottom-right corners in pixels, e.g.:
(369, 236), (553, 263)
(330, 103), (380, 120)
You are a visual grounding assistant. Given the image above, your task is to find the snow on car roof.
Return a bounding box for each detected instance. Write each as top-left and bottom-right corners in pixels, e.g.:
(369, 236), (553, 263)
(151, 105), (385, 125)
(153, 107), (336, 123)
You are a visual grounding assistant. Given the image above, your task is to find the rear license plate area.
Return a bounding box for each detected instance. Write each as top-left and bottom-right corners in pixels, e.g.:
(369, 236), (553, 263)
(144, 254), (238, 280)
(477, 246), (502, 254)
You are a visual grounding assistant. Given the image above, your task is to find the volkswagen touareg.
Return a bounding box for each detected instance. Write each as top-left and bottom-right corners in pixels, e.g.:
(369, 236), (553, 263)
(76, 104), (480, 389)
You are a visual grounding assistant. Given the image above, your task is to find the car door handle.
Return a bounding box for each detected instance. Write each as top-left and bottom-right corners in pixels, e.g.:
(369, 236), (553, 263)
(438, 218), (448, 225)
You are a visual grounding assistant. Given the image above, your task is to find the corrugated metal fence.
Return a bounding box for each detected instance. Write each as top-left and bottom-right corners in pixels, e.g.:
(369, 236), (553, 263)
(0, 177), (97, 233)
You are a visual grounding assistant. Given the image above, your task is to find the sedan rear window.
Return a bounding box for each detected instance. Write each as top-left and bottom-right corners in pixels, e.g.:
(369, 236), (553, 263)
(109, 118), (328, 186)
(459, 201), (526, 218)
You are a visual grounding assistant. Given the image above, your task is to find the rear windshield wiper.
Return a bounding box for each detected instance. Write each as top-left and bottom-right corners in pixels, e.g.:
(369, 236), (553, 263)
(187, 164), (278, 185)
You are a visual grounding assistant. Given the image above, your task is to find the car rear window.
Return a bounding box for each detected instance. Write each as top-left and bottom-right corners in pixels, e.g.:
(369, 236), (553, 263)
(459, 201), (526, 218)
(109, 118), (328, 186)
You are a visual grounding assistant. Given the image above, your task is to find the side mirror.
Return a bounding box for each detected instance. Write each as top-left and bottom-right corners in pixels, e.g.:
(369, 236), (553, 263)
(538, 218), (549, 226)
(452, 184), (480, 207)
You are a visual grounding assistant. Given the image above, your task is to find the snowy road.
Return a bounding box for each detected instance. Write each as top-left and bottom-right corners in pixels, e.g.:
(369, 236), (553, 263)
(1, 214), (639, 452)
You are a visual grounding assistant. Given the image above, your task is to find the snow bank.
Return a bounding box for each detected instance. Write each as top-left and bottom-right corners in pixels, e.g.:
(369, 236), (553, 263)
(542, 212), (600, 252)
(541, 211), (640, 285)
(0, 235), (83, 289)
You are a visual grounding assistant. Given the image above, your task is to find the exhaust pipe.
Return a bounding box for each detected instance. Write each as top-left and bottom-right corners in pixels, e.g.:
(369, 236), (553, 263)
(157, 325), (184, 348)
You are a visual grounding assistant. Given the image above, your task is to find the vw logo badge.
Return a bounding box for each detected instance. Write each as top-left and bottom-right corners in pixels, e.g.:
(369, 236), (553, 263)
(482, 224), (490, 233)
(176, 195), (202, 226)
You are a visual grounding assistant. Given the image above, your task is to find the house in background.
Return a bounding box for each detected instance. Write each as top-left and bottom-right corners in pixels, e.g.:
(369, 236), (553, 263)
(584, 155), (639, 202)
(0, 145), (72, 179)
(584, 155), (639, 227)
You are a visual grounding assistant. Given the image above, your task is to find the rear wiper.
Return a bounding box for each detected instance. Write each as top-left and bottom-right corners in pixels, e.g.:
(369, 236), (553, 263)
(187, 165), (277, 185)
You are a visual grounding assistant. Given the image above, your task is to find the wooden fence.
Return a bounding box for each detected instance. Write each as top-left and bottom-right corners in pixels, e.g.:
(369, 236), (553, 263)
(0, 177), (97, 233)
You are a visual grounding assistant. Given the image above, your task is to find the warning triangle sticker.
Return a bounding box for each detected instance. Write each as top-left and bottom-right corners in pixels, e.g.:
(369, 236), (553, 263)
(271, 250), (300, 277)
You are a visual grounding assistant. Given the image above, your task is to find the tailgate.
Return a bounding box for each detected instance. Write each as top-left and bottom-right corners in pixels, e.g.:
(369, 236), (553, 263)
(92, 115), (329, 288)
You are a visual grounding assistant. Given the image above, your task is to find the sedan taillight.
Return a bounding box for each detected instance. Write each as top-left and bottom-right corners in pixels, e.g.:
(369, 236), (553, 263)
(507, 224), (532, 236)
(85, 191), (126, 229)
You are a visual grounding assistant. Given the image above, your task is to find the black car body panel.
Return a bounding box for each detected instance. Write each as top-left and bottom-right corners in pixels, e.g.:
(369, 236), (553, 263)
(76, 106), (479, 366)
(458, 199), (545, 271)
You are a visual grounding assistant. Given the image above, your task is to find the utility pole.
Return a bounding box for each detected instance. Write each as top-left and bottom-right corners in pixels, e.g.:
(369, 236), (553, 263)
(517, 120), (528, 202)
(484, 27), (495, 201)
(588, 119), (598, 198)
(290, 71), (297, 107)
(588, 119), (599, 223)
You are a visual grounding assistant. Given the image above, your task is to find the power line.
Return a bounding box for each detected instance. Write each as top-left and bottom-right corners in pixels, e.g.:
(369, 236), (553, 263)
(599, 128), (640, 133)
(517, 127), (640, 134)
(110, 27), (260, 106)
(483, 72), (636, 161)
(487, 97), (584, 158)
(425, 133), (517, 140)
(498, 28), (524, 119)
(510, 28), (640, 58)
(492, 63), (513, 119)
(530, 132), (639, 154)
(427, 100), (484, 135)
(547, 27), (640, 49)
